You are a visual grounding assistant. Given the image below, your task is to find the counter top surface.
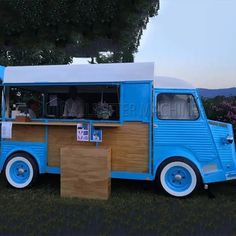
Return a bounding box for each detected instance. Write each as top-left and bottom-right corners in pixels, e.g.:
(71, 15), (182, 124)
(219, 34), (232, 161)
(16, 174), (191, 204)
(6, 121), (122, 127)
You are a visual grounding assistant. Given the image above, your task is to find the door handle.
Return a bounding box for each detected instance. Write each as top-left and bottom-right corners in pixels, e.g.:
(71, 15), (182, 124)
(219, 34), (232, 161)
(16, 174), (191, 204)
(154, 124), (158, 128)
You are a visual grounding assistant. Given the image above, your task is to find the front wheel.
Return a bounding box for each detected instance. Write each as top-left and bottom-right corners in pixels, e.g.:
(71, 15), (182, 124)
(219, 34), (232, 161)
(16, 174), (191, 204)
(4, 153), (39, 189)
(158, 158), (201, 197)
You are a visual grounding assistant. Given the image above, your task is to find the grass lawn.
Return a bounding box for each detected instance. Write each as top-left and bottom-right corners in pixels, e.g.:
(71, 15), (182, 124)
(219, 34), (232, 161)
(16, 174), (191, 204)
(0, 174), (235, 236)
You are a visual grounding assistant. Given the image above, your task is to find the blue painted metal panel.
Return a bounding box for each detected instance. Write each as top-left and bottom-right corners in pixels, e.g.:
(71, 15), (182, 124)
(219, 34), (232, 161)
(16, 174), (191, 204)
(122, 82), (152, 122)
(46, 166), (60, 174)
(5, 118), (122, 124)
(226, 171), (236, 180)
(154, 120), (218, 161)
(152, 89), (226, 184)
(0, 141), (47, 174)
(111, 171), (154, 180)
(3, 82), (120, 86)
(0, 66), (4, 82)
(209, 121), (236, 173)
(42, 169), (153, 179)
(203, 170), (226, 183)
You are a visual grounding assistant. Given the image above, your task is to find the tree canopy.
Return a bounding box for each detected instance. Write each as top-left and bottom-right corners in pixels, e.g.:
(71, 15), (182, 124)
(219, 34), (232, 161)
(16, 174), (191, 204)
(0, 0), (159, 66)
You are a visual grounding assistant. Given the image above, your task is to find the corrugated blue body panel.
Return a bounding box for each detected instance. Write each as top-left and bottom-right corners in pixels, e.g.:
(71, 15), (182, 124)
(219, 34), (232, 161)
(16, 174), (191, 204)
(154, 120), (218, 162)
(122, 82), (152, 122)
(0, 141), (47, 173)
(209, 122), (236, 172)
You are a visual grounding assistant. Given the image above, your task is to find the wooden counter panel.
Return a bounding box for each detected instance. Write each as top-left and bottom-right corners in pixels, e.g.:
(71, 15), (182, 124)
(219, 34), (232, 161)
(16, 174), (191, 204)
(48, 122), (149, 173)
(61, 146), (111, 200)
(102, 122), (149, 172)
(12, 125), (45, 142)
(48, 126), (92, 166)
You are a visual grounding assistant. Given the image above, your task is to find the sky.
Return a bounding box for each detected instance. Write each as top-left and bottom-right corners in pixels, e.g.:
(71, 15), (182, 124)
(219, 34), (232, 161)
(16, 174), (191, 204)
(135, 0), (236, 89)
(74, 0), (236, 89)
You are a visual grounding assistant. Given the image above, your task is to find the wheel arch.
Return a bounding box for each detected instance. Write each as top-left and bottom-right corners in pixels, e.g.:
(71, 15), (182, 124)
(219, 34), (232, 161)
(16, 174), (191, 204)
(2, 149), (43, 174)
(154, 148), (203, 181)
(156, 156), (202, 181)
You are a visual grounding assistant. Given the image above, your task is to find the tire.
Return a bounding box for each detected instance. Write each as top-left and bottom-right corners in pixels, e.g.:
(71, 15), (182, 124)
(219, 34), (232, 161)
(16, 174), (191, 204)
(157, 157), (201, 198)
(4, 152), (39, 189)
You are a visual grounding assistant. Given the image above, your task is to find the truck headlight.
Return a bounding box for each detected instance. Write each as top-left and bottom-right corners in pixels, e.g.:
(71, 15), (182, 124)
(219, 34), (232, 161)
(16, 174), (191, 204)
(225, 135), (234, 144)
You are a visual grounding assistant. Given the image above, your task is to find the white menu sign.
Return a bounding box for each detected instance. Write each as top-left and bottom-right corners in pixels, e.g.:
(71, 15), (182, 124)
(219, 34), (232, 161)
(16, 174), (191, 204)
(1, 122), (12, 139)
(77, 123), (90, 142)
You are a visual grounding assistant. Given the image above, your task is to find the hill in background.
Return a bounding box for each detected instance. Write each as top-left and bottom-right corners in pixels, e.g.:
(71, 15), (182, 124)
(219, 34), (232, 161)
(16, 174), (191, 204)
(198, 88), (236, 98)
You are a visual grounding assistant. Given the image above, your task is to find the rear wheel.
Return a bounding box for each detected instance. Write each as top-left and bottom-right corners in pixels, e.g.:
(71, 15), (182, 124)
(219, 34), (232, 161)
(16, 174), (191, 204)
(4, 153), (39, 189)
(158, 158), (201, 197)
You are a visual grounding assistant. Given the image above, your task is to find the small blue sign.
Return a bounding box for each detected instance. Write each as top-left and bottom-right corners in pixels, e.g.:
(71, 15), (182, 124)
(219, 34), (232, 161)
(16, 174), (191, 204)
(90, 129), (102, 142)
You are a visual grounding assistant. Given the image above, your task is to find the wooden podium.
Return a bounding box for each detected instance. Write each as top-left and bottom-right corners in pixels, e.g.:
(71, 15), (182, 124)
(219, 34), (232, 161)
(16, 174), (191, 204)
(60, 146), (111, 200)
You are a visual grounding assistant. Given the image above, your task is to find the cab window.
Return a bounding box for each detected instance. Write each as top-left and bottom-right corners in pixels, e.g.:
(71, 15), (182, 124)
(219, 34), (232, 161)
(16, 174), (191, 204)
(157, 93), (199, 120)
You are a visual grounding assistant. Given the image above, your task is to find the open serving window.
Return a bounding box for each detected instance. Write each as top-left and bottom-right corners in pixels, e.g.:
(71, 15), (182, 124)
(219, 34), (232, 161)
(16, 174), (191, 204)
(7, 85), (120, 121)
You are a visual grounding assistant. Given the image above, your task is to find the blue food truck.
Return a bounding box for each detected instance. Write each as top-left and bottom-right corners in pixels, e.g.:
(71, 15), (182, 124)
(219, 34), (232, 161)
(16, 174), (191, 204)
(0, 62), (235, 197)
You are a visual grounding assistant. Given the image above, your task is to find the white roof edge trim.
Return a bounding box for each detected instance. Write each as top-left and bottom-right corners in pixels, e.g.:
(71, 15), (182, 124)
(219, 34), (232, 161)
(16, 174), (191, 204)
(154, 76), (195, 89)
(3, 62), (155, 84)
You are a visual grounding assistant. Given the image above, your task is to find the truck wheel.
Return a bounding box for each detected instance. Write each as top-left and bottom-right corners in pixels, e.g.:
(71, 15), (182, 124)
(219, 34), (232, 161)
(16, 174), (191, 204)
(4, 153), (39, 189)
(158, 158), (201, 197)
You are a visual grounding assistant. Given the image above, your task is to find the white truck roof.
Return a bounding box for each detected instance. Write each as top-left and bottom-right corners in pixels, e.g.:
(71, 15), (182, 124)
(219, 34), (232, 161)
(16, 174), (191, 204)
(3, 62), (155, 84)
(3, 62), (195, 89)
(154, 76), (195, 89)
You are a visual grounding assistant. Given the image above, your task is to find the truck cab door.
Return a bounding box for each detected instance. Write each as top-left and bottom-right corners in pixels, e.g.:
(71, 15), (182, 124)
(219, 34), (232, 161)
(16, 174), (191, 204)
(153, 89), (218, 169)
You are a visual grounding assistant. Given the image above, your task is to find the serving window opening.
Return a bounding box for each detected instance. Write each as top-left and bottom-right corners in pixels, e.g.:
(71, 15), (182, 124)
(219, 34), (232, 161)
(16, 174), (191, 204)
(8, 85), (120, 121)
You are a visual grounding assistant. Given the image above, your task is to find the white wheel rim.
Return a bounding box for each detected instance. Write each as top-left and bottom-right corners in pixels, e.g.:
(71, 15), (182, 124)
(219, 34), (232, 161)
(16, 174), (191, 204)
(160, 161), (197, 197)
(5, 156), (34, 188)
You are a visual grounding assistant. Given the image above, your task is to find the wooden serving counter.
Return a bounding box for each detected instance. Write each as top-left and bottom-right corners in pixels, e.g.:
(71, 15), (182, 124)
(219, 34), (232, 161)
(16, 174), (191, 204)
(9, 120), (149, 173)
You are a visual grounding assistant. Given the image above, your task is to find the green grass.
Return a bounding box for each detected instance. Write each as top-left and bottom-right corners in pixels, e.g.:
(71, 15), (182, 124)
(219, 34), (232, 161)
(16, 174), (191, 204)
(0, 175), (235, 236)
